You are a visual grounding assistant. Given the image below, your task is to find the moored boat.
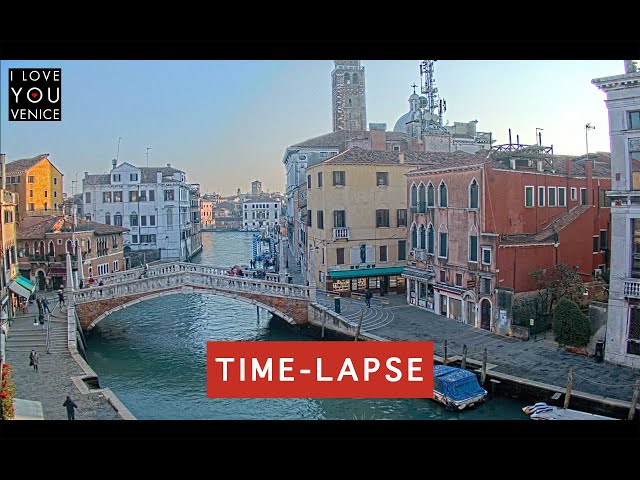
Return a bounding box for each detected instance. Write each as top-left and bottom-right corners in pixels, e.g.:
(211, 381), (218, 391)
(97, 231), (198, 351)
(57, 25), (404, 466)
(522, 402), (618, 420)
(433, 365), (488, 411)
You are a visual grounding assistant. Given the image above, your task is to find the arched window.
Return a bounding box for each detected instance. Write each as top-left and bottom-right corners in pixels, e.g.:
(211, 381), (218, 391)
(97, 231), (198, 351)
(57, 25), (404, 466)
(410, 184), (418, 210)
(427, 182), (435, 207)
(427, 225), (435, 255)
(33, 241), (39, 254)
(419, 224), (426, 249)
(114, 213), (123, 227)
(344, 73), (351, 84)
(24, 242), (30, 255)
(439, 181), (448, 208)
(66, 240), (73, 253)
(130, 212), (138, 227)
(418, 183), (426, 213)
(74, 240), (79, 255)
(105, 212), (111, 225)
(48, 240), (55, 256)
(40, 241), (45, 254)
(469, 179), (479, 209)
(411, 224), (418, 250)
(352, 72), (359, 84)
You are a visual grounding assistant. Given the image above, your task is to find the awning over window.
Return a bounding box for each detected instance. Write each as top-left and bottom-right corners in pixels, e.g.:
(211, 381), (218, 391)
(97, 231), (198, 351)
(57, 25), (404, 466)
(328, 266), (404, 280)
(8, 276), (36, 298)
(47, 268), (67, 276)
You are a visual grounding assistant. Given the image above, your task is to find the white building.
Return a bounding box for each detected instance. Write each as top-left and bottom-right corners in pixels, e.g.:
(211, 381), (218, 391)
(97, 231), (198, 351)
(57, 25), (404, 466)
(592, 60), (640, 368)
(242, 196), (280, 232)
(82, 160), (194, 261)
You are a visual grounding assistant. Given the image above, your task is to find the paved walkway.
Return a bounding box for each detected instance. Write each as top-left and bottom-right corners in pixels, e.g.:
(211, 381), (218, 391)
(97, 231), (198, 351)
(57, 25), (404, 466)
(5, 292), (121, 420)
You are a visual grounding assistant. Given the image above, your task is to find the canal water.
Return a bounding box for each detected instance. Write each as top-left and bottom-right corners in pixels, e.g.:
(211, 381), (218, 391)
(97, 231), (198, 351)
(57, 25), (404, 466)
(85, 231), (529, 420)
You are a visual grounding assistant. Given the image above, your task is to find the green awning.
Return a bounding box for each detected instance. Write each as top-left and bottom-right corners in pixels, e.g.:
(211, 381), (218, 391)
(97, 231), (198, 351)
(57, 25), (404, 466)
(328, 267), (405, 279)
(8, 276), (36, 298)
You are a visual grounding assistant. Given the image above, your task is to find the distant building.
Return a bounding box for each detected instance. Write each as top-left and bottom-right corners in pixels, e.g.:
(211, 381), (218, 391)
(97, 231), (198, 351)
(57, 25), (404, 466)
(251, 180), (263, 195)
(242, 196), (280, 232)
(63, 193), (83, 217)
(189, 184), (203, 257)
(332, 60), (367, 132)
(200, 197), (215, 227)
(1, 153), (64, 220)
(593, 64), (640, 368)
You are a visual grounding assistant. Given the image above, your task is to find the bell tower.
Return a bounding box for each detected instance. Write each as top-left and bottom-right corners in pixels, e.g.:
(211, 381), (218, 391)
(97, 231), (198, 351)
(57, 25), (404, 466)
(332, 60), (367, 132)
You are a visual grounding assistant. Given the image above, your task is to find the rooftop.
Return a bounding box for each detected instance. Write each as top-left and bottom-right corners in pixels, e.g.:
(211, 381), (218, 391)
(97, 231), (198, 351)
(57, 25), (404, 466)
(84, 166), (185, 186)
(17, 215), (129, 240)
(290, 130), (407, 151)
(6, 154), (59, 174)
(500, 205), (592, 246)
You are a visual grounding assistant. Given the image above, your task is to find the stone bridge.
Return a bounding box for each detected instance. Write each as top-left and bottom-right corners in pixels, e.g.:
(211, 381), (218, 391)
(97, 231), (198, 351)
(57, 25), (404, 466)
(71, 262), (316, 330)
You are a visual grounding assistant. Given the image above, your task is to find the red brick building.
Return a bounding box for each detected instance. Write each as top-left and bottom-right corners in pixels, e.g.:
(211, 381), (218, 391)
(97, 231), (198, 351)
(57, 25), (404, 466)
(403, 146), (611, 334)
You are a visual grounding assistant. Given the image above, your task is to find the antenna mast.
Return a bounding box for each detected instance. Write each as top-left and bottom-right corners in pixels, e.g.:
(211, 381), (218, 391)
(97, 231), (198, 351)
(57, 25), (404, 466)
(116, 137), (122, 162)
(420, 60), (446, 127)
(146, 147), (151, 167)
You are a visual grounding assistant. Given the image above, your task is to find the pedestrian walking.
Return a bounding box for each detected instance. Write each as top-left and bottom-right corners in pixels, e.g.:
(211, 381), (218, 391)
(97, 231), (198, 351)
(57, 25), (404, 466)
(42, 297), (52, 314)
(79, 279), (84, 289)
(58, 289), (65, 306)
(63, 395), (78, 420)
(29, 349), (39, 372)
(365, 288), (373, 308)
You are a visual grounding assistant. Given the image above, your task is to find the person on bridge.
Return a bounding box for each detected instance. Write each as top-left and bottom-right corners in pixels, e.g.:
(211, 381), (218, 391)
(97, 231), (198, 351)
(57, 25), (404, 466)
(63, 396), (78, 420)
(58, 289), (65, 306)
(365, 289), (373, 308)
(42, 297), (52, 314)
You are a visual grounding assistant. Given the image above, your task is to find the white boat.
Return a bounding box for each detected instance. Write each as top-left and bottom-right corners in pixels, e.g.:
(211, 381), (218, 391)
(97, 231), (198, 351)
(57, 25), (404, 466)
(522, 402), (617, 420)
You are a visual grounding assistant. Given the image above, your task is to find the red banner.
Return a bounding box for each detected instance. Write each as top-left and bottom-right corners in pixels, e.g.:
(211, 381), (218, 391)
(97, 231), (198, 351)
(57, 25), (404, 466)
(207, 341), (434, 398)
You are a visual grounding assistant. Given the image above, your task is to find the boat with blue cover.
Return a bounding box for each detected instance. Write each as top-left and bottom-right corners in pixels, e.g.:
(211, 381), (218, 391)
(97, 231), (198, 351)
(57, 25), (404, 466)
(433, 365), (488, 411)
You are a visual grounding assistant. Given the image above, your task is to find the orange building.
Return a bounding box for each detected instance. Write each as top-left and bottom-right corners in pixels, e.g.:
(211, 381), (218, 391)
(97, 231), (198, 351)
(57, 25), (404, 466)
(1, 154), (64, 220)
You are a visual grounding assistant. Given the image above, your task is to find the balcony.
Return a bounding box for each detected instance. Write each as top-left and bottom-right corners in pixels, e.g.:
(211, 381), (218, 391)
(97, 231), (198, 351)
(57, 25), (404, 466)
(414, 249), (431, 262)
(624, 278), (640, 298)
(333, 227), (350, 241)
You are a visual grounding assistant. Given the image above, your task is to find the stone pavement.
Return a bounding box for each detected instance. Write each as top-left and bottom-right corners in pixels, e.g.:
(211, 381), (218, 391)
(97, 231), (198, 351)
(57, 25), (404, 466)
(5, 292), (121, 420)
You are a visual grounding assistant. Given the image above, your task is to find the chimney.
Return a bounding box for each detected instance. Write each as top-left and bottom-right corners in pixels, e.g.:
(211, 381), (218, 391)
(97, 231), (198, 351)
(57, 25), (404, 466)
(398, 152), (405, 164)
(0, 153), (5, 190)
(565, 159), (572, 175)
(167, 163), (171, 168)
(157, 171), (162, 184)
(112, 158), (117, 169)
(369, 123), (387, 151)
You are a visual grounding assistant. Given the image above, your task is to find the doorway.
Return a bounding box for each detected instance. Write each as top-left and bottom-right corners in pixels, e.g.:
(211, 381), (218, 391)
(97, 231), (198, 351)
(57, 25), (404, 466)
(37, 270), (46, 291)
(440, 295), (448, 316)
(480, 299), (491, 330)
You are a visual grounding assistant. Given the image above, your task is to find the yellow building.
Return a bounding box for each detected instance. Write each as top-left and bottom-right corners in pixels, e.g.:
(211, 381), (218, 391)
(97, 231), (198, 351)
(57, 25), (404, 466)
(2, 154), (64, 220)
(306, 148), (429, 296)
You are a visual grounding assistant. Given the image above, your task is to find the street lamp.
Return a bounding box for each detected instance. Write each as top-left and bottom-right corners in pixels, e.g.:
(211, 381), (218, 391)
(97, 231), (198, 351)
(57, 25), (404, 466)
(585, 123), (596, 168)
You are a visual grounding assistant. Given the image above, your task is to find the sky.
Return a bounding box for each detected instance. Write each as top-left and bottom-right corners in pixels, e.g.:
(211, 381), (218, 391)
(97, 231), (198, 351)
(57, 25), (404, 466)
(0, 60), (625, 197)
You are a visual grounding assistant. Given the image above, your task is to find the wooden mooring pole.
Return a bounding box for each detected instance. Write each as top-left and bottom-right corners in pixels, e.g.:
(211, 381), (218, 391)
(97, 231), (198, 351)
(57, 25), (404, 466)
(461, 344), (467, 370)
(629, 379), (640, 421)
(444, 340), (448, 364)
(481, 349), (487, 385)
(564, 367), (574, 409)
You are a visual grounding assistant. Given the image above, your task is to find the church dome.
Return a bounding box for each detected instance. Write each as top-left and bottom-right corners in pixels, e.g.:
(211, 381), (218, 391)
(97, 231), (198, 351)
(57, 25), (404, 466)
(393, 111), (414, 133)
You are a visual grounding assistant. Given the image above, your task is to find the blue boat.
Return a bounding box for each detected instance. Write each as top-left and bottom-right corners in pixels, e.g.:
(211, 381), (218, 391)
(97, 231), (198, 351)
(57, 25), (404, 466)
(433, 365), (488, 411)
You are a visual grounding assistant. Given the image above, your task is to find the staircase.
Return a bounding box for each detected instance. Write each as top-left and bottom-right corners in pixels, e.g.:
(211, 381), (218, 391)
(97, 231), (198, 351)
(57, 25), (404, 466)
(47, 318), (69, 354)
(5, 315), (47, 355)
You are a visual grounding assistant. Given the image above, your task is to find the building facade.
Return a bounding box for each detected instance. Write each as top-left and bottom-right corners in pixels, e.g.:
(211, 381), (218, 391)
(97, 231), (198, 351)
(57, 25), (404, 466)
(332, 60), (367, 132)
(189, 184), (203, 256)
(403, 146), (611, 334)
(17, 216), (128, 290)
(242, 196), (280, 232)
(200, 197), (214, 227)
(593, 63), (640, 368)
(82, 160), (194, 261)
(251, 180), (263, 195)
(2, 154), (64, 220)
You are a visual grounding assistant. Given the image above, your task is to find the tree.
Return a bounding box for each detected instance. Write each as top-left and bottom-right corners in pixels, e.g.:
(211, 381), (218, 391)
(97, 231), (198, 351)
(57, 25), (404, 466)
(552, 299), (592, 347)
(530, 264), (584, 314)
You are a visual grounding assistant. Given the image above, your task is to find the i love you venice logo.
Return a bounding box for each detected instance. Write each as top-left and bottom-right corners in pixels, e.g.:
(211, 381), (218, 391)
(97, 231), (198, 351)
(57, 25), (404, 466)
(9, 68), (62, 121)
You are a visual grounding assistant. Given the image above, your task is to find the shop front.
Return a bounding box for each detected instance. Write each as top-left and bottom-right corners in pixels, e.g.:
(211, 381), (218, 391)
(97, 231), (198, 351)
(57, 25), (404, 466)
(433, 284), (465, 322)
(326, 267), (405, 297)
(403, 266), (435, 310)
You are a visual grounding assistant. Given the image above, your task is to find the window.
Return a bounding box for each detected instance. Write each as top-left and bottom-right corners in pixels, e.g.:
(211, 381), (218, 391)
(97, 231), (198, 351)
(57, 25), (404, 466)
(376, 209), (390, 228)
(105, 212), (111, 225)
(140, 234), (157, 243)
(129, 191), (139, 202)
(419, 225), (426, 249)
(44, 202), (48, 211)
(113, 191), (122, 202)
(164, 189), (175, 201)
(317, 172), (323, 188)
(3, 211), (13, 223)
(630, 111), (640, 130)
(439, 182), (448, 207)
(167, 208), (173, 226)
(580, 188), (587, 205)
(85, 192), (91, 203)
(398, 240), (406, 261)
(27, 175), (34, 183)
(571, 187), (577, 201)
(130, 212), (138, 227)
(54, 203), (57, 209)
(307, 175), (311, 188)
(538, 186), (545, 207)
(317, 210), (324, 229)
(85, 214), (91, 221)
(455, 273), (463, 287)
(139, 190), (147, 201)
(411, 225), (418, 250)
(114, 213), (122, 226)
(481, 278), (491, 295)
(29, 189), (33, 198)
(376, 172), (389, 186)
(53, 191), (57, 198)
(130, 173), (138, 181)
(469, 179), (479, 209)
(548, 187), (556, 207)
(397, 209), (407, 227)
(418, 184), (426, 212)
(113, 260), (119, 272)
(113, 174), (121, 182)
(558, 187), (566, 207)
(380, 245), (388, 262)
(28, 203), (35, 211)
(439, 232), (448, 258)
(54, 177), (57, 185)
(440, 270), (446, 283)
(149, 190), (155, 201)
(336, 248), (345, 265)
(427, 225), (434, 255)
(393, 145), (400, 152)
(103, 192), (112, 203)
(333, 171), (346, 186)
(600, 229), (608, 251)
(410, 184), (418, 210)
(593, 236), (599, 253)
(599, 189), (611, 207)
(427, 183), (435, 208)
(333, 210), (346, 228)
(632, 219), (640, 277)
(469, 235), (478, 262)
(307, 210), (312, 227)
(482, 247), (492, 265)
